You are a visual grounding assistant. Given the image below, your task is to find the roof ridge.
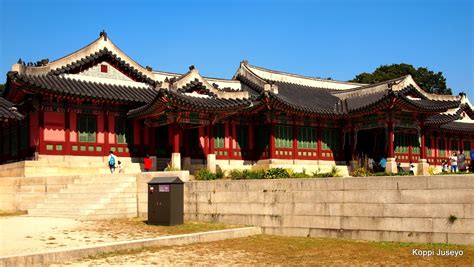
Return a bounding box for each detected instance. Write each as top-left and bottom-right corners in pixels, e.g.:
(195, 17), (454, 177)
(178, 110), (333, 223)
(246, 63), (366, 86)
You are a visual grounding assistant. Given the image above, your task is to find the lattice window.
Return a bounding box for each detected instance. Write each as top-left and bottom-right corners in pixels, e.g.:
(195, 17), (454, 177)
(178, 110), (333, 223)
(426, 137), (433, 157)
(214, 124), (225, 148)
(464, 141), (471, 159)
(411, 135), (420, 154)
(297, 127), (316, 149)
(395, 135), (409, 153)
(116, 118), (127, 144)
(275, 125), (292, 148)
(438, 138), (446, 157)
(78, 115), (97, 143)
(20, 122), (28, 150)
(321, 128), (339, 150)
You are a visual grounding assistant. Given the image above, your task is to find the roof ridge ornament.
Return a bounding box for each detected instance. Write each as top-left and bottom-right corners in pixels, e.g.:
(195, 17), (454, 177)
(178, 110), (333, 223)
(99, 30), (108, 41)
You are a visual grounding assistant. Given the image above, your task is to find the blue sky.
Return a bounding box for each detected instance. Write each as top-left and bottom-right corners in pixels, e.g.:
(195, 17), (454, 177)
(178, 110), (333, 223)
(1, 0), (472, 95)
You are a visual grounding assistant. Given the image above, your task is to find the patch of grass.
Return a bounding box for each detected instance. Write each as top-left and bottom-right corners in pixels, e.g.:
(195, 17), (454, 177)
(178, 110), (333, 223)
(89, 218), (240, 237)
(0, 210), (27, 217)
(76, 235), (474, 265)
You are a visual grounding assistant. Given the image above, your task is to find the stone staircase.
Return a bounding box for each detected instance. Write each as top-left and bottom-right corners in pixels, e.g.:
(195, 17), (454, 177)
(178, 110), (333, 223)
(0, 155), (144, 177)
(28, 175), (138, 220)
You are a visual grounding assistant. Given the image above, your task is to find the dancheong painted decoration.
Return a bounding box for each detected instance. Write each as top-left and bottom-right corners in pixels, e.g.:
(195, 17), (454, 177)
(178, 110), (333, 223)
(1, 31), (473, 174)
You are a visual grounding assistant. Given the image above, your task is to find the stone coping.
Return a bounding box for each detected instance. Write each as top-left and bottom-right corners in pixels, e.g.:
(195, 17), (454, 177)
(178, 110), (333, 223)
(0, 227), (262, 266)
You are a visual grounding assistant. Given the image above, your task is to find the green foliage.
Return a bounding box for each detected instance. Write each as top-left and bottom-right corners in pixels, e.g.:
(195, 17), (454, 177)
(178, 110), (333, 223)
(164, 163), (180, 171)
(428, 166), (437, 175)
(350, 63), (452, 95)
(229, 169), (245, 180)
(228, 169), (266, 180)
(447, 215), (457, 224)
(0, 84), (4, 94)
(263, 168), (290, 179)
(330, 166), (341, 177)
(245, 169), (266, 179)
(351, 167), (369, 177)
(292, 172), (312, 178)
(215, 166), (224, 179)
(195, 168), (221, 180)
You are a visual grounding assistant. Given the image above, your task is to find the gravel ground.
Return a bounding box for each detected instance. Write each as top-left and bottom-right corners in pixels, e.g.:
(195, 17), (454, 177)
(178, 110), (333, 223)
(0, 216), (235, 257)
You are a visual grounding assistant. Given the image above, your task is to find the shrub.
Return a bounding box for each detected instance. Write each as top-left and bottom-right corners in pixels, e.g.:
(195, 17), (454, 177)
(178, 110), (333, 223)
(245, 169), (265, 179)
(330, 166), (341, 177)
(164, 163), (180, 171)
(195, 168), (219, 180)
(428, 166), (437, 175)
(351, 167), (369, 177)
(447, 215), (457, 224)
(292, 172), (312, 178)
(264, 168), (290, 179)
(229, 169), (245, 180)
(215, 166), (224, 179)
(229, 169), (266, 180)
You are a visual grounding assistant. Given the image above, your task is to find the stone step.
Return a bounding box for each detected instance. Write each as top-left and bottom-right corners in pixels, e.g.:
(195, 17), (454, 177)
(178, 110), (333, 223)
(28, 207), (137, 216)
(65, 183), (136, 191)
(72, 177), (137, 184)
(59, 187), (136, 194)
(50, 192), (136, 199)
(35, 201), (137, 210)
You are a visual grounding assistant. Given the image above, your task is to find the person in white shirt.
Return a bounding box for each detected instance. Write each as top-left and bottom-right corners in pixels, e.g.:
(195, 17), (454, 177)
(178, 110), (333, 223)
(450, 152), (458, 173)
(117, 160), (124, 173)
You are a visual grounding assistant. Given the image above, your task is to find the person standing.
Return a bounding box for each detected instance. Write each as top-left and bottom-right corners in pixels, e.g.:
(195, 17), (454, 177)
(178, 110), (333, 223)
(379, 157), (387, 172)
(458, 149), (466, 172)
(108, 151), (117, 174)
(117, 160), (124, 174)
(144, 154), (153, 172)
(409, 161), (415, 175)
(450, 152), (458, 173)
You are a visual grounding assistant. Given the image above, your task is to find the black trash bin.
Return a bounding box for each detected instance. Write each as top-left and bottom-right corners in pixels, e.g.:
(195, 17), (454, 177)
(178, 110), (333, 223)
(147, 177), (184, 226)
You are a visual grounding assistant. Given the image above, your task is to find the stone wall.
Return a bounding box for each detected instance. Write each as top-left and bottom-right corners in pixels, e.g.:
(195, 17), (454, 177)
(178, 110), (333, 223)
(184, 176), (474, 245)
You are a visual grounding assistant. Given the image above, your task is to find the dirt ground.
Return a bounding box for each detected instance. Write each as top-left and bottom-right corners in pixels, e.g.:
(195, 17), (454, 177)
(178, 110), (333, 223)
(0, 216), (236, 257)
(58, 235), (474, 266)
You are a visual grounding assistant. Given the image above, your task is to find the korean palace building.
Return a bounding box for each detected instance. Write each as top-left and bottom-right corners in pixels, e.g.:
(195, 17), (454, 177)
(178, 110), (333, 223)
(1, 32), (473, 175)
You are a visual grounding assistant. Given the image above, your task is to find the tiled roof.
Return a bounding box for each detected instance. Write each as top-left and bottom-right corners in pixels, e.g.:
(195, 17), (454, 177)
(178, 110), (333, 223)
(166, 90), (252, 112)
(440, 122), (474, 132)
(9, 72), (158, 104)
(177, 78), (217, 97)
(49, 48), (156, 85)
(268, 81), (342, 115)
(128, 89), (253, 118)
(0, 97), (23, 121)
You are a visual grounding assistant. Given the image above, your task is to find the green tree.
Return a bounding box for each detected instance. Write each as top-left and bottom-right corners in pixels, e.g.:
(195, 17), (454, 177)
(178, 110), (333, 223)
(350, 64), (452, 95)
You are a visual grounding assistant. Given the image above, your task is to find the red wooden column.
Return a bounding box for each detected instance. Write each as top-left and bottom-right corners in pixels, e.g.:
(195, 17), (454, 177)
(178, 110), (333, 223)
(172, 123), (181, 153)
(317, 123), (322, 160)
(208, 124), (215, 155)
(38, 109), (45, 155)
(103, 110), (109, 155)
(171, 123), (181, 169)
(292, 122), (297, 160)
(387, 114), (394, 159)
(227, 120), (233, 159)
(231, 122), (236, 159)
(269, 122), (275, 159)
(420, 123), (426, 160)
(29, 111), (39, 157)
